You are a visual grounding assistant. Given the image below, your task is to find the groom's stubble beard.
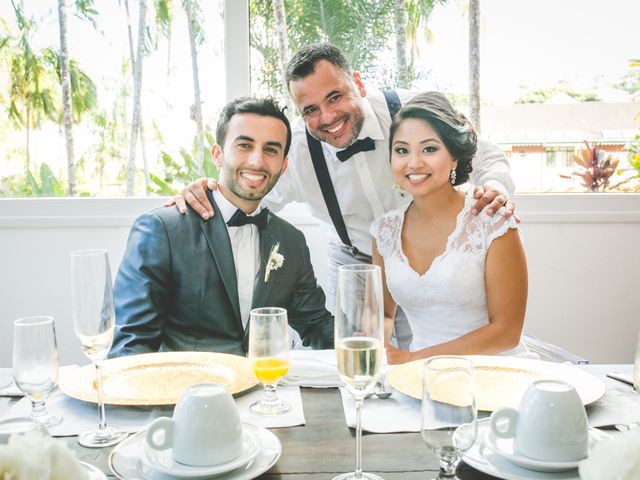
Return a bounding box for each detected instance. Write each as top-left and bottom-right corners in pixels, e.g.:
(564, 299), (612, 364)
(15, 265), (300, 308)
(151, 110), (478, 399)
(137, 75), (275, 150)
(220, 163), (283, 202)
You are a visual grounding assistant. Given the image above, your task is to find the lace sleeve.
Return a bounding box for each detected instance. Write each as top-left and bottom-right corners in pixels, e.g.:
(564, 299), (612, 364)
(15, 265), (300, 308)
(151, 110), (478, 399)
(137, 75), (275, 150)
(370, 210), (404, 259)
(484, 208), (519, 249)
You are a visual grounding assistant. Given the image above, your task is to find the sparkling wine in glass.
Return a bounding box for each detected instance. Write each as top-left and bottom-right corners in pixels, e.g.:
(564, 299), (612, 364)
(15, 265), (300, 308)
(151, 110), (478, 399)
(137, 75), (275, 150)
(249, 307), (291, 415)
(70, 248), (128, 447)
(12, 315), (62, 427)
(334, 264), (384, 480)
(421, 356), (477, 479)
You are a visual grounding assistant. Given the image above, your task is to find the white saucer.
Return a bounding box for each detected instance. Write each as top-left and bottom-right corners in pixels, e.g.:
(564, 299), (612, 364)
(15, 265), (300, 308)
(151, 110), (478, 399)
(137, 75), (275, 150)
(141, 425), (260, 478)
(109, 423), (282, 480)
(484, 425), (609, 472)
(463, 419), (609, 480)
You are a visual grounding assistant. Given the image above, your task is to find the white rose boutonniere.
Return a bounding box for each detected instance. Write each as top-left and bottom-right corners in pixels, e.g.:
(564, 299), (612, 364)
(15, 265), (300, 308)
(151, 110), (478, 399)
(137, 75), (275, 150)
(264, 243), (284, 282)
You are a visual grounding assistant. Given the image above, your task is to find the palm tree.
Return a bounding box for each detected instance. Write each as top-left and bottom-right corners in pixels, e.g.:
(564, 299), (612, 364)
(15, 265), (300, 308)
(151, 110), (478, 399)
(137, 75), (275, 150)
(394, 0), (446, 88)
(7, 1), (60, 174)
(126, 0), (147, 195)
(183, 0), (204, 173)
(123, 0), (151, 193)
(468, 0), (480, 131)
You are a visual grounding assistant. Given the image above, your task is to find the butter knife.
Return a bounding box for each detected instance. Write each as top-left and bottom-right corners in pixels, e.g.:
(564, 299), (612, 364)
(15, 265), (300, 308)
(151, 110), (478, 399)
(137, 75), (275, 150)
(606, 372), (635, 387)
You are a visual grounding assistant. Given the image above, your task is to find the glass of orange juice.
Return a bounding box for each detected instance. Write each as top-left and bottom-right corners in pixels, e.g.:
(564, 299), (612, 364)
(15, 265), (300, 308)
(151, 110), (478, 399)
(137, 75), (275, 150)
(248, 307), (291, 415)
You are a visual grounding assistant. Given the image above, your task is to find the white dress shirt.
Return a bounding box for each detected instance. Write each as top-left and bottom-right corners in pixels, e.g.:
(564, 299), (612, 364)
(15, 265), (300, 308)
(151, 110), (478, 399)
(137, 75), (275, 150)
(264, 89), (515, 256)
(213, 190), (261, 328)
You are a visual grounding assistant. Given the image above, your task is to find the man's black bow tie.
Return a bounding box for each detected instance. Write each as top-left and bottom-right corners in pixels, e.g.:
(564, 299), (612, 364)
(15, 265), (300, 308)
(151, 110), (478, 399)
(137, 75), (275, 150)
(227, 208), (269, 230)
(336, 137), (375, 162)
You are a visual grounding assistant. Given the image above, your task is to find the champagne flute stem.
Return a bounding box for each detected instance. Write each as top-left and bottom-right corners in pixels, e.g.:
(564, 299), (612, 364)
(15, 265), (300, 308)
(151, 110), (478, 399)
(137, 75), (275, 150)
(355, 397), (364, 479)
(95, 362), (107, 430)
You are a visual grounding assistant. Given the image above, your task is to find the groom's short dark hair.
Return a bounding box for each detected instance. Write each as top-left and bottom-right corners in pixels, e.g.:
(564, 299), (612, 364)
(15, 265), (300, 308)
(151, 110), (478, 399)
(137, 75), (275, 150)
(216, 96), (292, 157)
(285, 43), (352, 86)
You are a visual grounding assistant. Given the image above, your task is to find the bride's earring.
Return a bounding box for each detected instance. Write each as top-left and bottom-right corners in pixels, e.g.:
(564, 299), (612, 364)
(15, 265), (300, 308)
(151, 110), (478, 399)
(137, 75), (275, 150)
(450, 169), (457, 184)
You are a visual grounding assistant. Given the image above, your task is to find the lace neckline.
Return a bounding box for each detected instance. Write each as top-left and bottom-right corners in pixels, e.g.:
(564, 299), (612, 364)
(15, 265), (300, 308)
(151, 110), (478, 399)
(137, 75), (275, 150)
(397, 192), (471, 278)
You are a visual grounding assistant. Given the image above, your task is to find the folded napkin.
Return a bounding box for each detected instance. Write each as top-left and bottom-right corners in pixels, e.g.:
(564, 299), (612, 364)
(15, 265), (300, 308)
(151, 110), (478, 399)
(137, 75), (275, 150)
(235, 385), (305, 428)
(1, 385), (305, 436)
(579, 428), (640, 479)
(586, 386), (640, 428)
(281, 350), (343, 388)
(0, 430), (89, 480)
(338, 386), (421, 433)
(2, 389), (172, 437)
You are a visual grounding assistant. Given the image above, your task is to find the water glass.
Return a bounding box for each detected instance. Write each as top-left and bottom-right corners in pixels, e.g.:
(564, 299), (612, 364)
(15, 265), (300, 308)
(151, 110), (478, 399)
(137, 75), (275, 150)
(248, 307), (291, 415)
(333, 264), (384, 480)
(12, 315), (62, 427)
(71, 248), (128, 447)
(421, 356), (477, 479)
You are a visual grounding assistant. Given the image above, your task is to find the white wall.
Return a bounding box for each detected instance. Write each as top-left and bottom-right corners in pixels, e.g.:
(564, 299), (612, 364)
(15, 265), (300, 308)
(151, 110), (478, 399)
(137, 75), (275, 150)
(0, 194), (638, 366)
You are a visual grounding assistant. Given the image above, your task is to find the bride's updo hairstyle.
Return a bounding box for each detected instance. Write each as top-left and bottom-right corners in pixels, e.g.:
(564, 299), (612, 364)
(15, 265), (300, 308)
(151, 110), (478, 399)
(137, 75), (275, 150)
(389, 92), (477, 186)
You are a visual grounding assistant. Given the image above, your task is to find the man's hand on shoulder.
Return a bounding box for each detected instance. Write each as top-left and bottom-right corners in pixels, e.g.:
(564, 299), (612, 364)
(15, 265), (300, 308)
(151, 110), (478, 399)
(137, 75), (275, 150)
(471, 184), (519, 222)
(163, 178), (217, 220)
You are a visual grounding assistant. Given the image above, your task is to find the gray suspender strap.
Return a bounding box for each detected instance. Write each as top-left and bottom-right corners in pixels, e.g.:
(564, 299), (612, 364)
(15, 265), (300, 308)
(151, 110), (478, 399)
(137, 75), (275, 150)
(382, 90), (401, 120)
(305, 91), (402, 249)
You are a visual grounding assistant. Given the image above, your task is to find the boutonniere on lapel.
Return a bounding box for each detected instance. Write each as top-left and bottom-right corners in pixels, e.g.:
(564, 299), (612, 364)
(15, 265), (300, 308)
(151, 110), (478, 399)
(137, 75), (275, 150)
(264, 242), (284, 282)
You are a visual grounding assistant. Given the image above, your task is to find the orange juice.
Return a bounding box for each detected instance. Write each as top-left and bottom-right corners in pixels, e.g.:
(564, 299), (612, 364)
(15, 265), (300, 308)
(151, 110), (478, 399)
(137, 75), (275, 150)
(252, 358), (289, 384)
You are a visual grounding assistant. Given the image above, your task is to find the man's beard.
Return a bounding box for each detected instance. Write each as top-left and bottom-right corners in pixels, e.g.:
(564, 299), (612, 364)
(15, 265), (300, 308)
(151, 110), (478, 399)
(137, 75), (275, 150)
(308, 109), (365, 149)
(224, 170), (281, 201)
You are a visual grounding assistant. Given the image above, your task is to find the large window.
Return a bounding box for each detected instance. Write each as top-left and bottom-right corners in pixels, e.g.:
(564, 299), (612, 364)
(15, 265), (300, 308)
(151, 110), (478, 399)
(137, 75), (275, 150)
(1, 0), (639, 197)
(0, 0), (225, 197)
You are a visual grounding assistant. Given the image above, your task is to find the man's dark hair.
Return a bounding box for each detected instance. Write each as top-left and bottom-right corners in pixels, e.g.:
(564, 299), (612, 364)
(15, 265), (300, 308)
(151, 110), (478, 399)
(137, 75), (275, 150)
(285, 43), (352, 86)
(389, 92), (477, 186)
(216, 96), (292, 157)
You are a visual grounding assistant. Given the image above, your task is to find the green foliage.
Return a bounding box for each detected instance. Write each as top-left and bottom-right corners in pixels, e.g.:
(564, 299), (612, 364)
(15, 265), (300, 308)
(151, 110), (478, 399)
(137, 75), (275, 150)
(250, 0), (395, 97)
(149, 130), (218, 195)
(27, 163), (65, 196)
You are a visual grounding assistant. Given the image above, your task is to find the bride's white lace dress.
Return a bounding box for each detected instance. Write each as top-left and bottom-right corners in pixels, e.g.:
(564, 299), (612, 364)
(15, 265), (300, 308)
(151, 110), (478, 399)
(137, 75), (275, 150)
(370, 191), (527, 355)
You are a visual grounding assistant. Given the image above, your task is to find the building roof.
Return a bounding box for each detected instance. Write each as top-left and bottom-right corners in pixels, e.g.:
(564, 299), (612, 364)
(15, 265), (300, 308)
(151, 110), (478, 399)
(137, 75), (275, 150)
(482, 102), (639, 146)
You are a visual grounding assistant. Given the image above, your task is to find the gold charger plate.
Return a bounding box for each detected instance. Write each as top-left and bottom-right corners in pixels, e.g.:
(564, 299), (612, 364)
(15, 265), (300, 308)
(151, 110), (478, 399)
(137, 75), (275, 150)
(59, 351), (258, 405)
(387, 355), (606, 411)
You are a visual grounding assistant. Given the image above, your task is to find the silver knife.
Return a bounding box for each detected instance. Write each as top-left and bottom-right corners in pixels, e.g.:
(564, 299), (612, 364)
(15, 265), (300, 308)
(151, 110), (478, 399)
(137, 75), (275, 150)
(606, 372), (635, 387)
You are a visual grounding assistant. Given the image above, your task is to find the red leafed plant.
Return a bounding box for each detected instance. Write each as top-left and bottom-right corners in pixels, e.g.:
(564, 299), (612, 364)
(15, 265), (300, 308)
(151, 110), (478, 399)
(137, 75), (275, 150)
(571, 140), (619, 192)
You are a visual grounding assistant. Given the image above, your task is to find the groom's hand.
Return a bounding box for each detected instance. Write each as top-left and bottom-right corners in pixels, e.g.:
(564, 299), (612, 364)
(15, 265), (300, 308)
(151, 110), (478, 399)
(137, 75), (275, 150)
(471, 184), (519, 222)
(164, 178), (217, 220)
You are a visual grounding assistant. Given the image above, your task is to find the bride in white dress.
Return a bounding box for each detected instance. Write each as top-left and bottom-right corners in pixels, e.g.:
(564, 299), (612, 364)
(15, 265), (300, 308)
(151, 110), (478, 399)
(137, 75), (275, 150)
(370, 92), (528, 364)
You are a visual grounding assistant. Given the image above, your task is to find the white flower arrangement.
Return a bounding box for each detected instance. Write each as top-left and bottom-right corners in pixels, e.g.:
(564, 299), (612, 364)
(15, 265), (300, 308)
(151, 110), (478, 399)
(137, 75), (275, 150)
(264, 243), (284, 282)
(0, 430), (90, 480)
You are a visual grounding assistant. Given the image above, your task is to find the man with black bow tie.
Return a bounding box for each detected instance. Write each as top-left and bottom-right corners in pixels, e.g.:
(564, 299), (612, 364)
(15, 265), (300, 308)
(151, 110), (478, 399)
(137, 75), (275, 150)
(109, 97), (333, 357)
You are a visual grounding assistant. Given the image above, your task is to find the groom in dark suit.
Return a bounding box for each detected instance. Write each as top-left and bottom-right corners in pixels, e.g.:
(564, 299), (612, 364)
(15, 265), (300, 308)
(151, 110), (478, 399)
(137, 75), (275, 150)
(110, 97), (334, 357)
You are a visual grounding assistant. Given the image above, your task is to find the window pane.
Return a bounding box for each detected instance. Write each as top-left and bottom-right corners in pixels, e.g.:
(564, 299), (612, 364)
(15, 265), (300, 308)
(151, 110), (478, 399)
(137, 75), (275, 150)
(0, 1), (225, 197)
(249, 0), (639, 194)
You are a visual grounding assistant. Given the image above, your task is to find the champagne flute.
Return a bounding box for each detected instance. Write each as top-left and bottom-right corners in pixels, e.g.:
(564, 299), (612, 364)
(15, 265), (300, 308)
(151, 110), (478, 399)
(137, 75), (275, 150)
(12, 315), (62, 427)
(249, 307), (291, 415)
(70, 249), (128, 447)
(334, 264), (384, 480)
(421, 356), (477, 479)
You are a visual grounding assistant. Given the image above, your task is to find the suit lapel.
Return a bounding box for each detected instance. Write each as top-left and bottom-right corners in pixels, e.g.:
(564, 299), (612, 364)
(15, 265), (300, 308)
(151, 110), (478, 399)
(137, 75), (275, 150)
(200, 192), (241, 323)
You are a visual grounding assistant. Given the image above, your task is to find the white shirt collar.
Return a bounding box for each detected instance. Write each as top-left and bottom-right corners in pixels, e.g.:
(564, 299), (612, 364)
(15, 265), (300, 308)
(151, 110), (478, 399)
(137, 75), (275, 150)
(213, 189), (262, 224)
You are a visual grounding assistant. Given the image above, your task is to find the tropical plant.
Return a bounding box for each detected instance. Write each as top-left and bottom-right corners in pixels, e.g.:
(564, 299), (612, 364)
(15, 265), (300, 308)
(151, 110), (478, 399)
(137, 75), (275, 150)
(149, 130), (218, 195)
(5, 1), (60, 172)
(570, 141), (619, 192)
